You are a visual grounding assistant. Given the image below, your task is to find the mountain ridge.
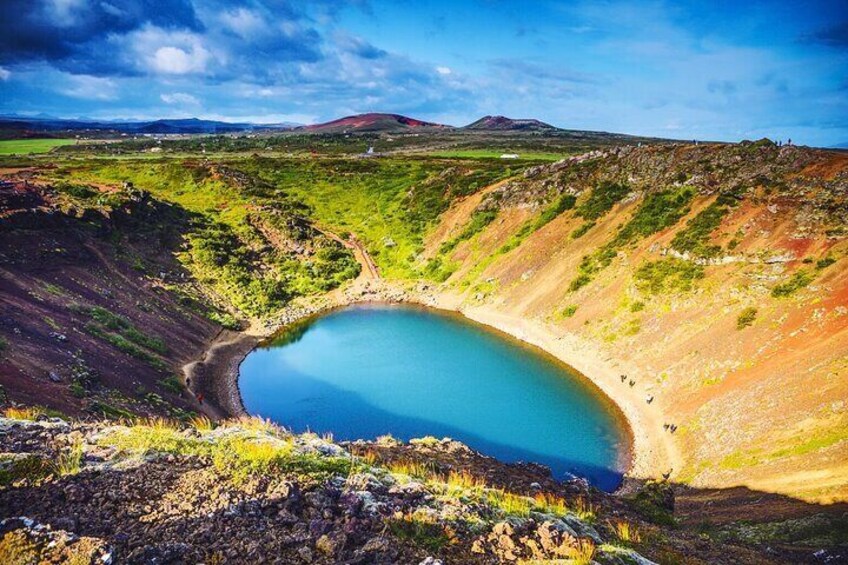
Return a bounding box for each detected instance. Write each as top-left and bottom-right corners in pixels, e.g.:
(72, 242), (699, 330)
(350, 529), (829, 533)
(464, 115), (558, 131)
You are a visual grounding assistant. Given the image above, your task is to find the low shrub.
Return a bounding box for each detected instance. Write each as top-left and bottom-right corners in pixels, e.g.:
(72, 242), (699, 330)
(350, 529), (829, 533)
(737, 307), (758, 329)
(816, 256), (836, 270)
(54, 438), (84, 476)
(439, 209), (498, 254)
(158, 376), (184, 394)
(634, 258), (705, 295)
(571, 221), (595, 239)
(560, 304), (578, 318)
(771, 270), (813, 298)
(576, 180), (630, 220)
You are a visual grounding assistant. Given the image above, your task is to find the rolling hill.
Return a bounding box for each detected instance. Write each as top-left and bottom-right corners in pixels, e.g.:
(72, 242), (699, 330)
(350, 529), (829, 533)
(464, 115), (559, 131)
(299, 113), (447, 133)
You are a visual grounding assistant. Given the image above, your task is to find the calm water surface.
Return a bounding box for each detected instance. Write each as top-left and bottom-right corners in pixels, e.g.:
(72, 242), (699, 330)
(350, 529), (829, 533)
(239, 304), (630, 490)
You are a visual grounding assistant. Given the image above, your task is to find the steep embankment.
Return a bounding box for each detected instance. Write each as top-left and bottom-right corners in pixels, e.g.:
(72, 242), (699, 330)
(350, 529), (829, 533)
(424, 142), (848, 504)
(0, 165), (361, 419)
(0, 180), (219, 418)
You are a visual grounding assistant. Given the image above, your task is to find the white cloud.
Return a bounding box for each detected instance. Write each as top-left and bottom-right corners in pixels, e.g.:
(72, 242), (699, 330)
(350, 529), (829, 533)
(60, 74), (118, 100)
(436, 66), (452, 75)
(123, 25), (214, 76)
(46, 0), (86, 27)
(198, 112), (315, 125)
(220, 8), (267, 39)
(152, 45), (210, 74)
(0, 66), (10, 81)
(160, 92), (200, 105)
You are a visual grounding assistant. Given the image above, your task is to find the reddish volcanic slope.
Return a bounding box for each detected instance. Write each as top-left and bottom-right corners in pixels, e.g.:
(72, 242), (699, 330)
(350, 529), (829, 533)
(302, 113), (446, 133)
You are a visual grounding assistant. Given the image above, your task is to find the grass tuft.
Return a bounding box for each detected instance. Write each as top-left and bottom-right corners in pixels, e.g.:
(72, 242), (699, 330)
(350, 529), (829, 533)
(608, 518), (642, 544)
(54, 438), (85, 477)
(3, 406), (44, 421)
(736, 307), (758, 330)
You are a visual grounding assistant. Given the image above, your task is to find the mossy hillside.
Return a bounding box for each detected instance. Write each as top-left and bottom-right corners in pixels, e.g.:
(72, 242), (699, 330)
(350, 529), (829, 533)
(54, 160), (361, 318)
(569, 186), (696, 292)
(238, 157), (514, 279)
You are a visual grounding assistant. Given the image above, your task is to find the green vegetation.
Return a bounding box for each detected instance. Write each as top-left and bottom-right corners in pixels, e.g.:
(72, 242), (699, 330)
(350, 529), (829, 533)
(569, 187), (694, 291)
(737, 307), (758, 330)
(614, 187), (694, 245)
(158, 376), (184, 394)
(0, 138), (76, 155)
(439, 209), (498, 254)
(61, 158), (361, 316)
(575, 180), (630, 221)
(671, 190), (741, 258)
(0, 454), (52, 486)
(560, 304), (579, 318)
(71, 304), (168, 370)
(429, 149), (565, 161)
(771, 270), (813, 298)
(816, 256), (836, 270)
(626, 481), (676, 526)
(235, 157), (511, 279)
(634, 258), (705, 295)
(100, 419), (351, 484)
(571, 221), (595, 239)
(54, 439), (84, 476)
(387, 514), (452, 551)
(496, 194), (577, 255)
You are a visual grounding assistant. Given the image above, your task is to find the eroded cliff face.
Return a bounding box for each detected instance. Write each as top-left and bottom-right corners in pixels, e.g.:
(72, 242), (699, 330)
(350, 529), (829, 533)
(426, 142), (848, 503)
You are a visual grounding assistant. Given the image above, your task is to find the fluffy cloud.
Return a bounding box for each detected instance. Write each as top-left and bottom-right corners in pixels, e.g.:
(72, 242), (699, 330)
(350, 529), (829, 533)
(59, 74), (118, 100)
(160, 92), (200, 105)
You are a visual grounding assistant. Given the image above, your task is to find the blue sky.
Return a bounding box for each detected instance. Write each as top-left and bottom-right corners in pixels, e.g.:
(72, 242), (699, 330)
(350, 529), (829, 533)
(1, 0), (846, 145)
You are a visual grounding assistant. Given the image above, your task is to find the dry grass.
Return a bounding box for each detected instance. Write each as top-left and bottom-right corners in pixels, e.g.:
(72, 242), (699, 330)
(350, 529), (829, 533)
(54, 438), (84, 476)
(3, 406), (43, 421)
(444, 469), (487, 491)
(533, 492), (568, 516)
(572, 496), (596, 522)
(564, 538), (597, 565)
(190, 415), (215, 431)
(608, 518), (641, 544)
(227, 416), (279, 435)
(486, 490), (534, 517)
(388, 459), (435, 479)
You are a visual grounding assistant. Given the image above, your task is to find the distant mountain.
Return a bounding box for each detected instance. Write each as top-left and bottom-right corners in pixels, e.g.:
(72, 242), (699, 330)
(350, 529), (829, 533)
(0, 116), (295, 135)
(300, 113), (446, 133)
(463, 115), (558, 131)
(831, 142), (848, 149)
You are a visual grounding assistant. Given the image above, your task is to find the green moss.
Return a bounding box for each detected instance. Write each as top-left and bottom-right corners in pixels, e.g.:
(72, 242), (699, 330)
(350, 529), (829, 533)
(571, 221), (595, 239)
(536, 193), (577, 228)
(560, 304), (579, 318)
(626, 481), (676, 526)
(439, 209), (498, 254)
(388, 515), (452, 552)
(736, 307), (758, 330)
(0, 454), (52, 486)
(815, 256), (836, 270)
(158, 376), (184, 394)
(771, 270), (813, 298)
(634, 258), (705, 295)
(614, 187), (694, 245)
(576, 180), (631, 220)
(89, 400), (137, 420)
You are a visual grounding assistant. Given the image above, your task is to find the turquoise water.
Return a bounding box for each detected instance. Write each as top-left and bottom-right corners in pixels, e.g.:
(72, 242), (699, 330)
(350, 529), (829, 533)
(239, 304), (630, 490)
